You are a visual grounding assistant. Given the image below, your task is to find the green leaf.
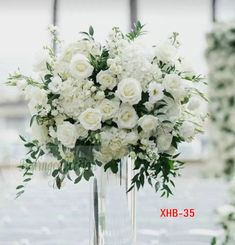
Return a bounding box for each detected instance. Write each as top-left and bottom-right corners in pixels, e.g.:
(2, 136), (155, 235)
(46, 62), (52, 72)
(25, 159), (32, 164)
(155, 182), (160, 192)
(211, 237), (217, 245)
(89, 26), (94, 36)
(56, 176), (62, 189)
(52, 169), (59, 177)
(104, 161), (119, 174)
(74, 175), (82, 184)
(16, 190), (25, 198)
(23, 178), (31, 182)
(83, 169), (94, 181)
(19, 135), (26, 142)
(16, 185), (24, 190)
(163, 90), (174, 100)
(127, 185), (135, 192)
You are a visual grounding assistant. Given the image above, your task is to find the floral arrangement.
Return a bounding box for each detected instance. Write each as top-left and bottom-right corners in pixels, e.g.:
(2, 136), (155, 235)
(8, 22), (206, 197)
(206, 23), (235, 178)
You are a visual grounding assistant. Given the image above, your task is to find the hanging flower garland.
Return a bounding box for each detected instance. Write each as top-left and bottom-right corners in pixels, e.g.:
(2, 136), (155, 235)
(206, 22), (235, 178)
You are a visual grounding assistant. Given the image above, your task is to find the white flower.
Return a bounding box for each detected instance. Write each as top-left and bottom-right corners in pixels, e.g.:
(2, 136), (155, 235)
(116, 78), (142, 105)
(144, 101), (154, 111)
(61, 40), (100, 62)
(25, 86), (48, 105)
(138, 115), (158, 133)
(96, 70), (117, 90)
(163, 74), (185, 99)
(148, 82), (164, 103)
(31, 121), (49, 145)
(93, 148), (112, 164)
(117, 104), (138, 129)
(125, 131), (139, 145)
(16, 79), (27, 91)
(33, 52), (51, 75)
(49, 126), (56, 138)
(157, 97), (181, 123)
(79, 108), (102, 131)
(157, 133), (173, 152)
(25, 86), (48, 115)
(217, 205), (235, 219)
(94, 91), (105, 101)
(48, 76), (63, 94)
(156, 41), (177, 64)
(98, 99), (119, 121)
(70, 54), (93, 79)
(179, 121), (195, 142)
(75, 124), (88, 139)
(56, 121), (78, 148)
(187, 96), (201, 111)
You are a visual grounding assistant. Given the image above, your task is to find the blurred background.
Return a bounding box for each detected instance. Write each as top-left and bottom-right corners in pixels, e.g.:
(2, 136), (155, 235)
(0, 0), (234, 244)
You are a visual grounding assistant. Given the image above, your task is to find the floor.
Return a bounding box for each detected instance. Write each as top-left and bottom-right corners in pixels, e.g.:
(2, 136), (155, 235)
(0, 164), (228, 245)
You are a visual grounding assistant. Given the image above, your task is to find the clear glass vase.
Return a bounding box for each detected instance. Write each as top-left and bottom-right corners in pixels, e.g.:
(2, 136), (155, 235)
(90, 157), (136, 245)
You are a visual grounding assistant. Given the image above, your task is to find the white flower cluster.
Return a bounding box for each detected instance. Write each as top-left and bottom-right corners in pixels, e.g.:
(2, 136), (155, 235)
(206, 23), (235, 178)
(8, 24), (206, 193)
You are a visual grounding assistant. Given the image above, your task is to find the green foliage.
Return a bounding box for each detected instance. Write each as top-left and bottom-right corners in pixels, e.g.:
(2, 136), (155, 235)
(126, 21), (146, 41)
(16, 137), (44, 198)
(211, 237), (217, 245)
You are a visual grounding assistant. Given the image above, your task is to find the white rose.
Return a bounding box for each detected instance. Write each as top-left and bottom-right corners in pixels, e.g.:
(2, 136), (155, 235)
(163, 74), (185, 99)
(148, 82), (164, 103)
(138, 115), (158, 133)
(156, 41), (177, 64)
(31, 121), (49, 145)
(70, 54), (93, 79)
(75, 124), (88, 139)
(116, 78), (142, 105)
(117, 104), (138, 129)
(125, 131), (139, 145)
(79, 108), (102, 131)
(179, 121), (195, 142)
(61, 40), (101, 62)
(99, 99), (119, 121)
(157, 133), (173, 152)
(48, 76), (63, 94)
(56, 121), (78, 148)
(96, 70), (117, 90)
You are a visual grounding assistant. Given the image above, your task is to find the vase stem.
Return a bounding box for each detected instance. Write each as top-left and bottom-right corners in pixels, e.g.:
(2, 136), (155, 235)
(91, 157), (136, 245)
